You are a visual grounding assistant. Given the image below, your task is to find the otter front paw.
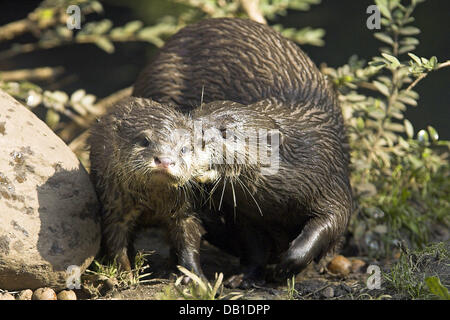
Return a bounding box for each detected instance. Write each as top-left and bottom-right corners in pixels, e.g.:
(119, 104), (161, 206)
(273, 252), (311, 281)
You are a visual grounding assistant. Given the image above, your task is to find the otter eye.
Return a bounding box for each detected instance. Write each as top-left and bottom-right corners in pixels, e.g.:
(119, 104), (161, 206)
(180, 146), (190, 154)
(219, 127), (227, 139)
(137, 136), (151, 147)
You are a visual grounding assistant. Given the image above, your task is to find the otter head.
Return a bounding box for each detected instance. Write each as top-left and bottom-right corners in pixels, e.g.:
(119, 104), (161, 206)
(192, 100), (280, 184)
(110, 98), (194, 188)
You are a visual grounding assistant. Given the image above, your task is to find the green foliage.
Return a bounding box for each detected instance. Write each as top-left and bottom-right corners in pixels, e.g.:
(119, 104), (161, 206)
(0, 81), (98, 131)
(285, 275), (299, 300)
(159, 266), (243, 300)
(86, 251), (152, 288)
(425, 276), (450, 300)
(323, 0), (449, 257)
(384, 243), (449, 299)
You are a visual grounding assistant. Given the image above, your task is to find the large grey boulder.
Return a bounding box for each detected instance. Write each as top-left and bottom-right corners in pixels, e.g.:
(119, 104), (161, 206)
(0, 90), (100, 290)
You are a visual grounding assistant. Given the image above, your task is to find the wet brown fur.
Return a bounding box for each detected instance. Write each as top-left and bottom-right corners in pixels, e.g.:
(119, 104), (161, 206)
(88, 97), (205, 276)
(131, 18), (352, 285)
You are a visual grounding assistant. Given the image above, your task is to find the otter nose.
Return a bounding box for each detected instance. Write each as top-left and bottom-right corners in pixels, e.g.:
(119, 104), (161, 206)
(154, 156), (175, 168)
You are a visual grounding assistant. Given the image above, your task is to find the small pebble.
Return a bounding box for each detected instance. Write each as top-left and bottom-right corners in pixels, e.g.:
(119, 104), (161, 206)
(32, 287), (57, 300)
(57, 290), (77, 300)
(351, 259), (366, 273)
(17, 289), (33, 300)
(327, 255), (352, 276)
(322, 286), (334, 298)
(0, 292), (15, 300)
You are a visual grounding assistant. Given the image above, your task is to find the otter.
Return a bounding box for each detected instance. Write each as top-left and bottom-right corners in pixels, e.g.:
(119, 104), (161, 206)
(88, 97), (206, 277)
(132, 18), (352, 286)
(193, 98), (352, 287)
(133, 18), (335, 114)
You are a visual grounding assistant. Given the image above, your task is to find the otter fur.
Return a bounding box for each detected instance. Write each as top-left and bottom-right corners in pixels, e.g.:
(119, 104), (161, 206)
(88, 97), (205, 277)
(131, 18), (352, 285)
(194, 98), (352, 287)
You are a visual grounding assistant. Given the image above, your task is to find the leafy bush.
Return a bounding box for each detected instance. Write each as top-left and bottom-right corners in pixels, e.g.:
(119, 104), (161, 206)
(322, 0), (449, 257)
(384, 242), (449, 299)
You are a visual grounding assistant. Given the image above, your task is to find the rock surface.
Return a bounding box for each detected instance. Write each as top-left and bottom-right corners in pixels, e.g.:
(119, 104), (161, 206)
(57, 289), (77, 300)
(0, 90), (100, 291)
(32, 287), (57, 300)
(0, 292), (15, 300)
(17, 289), (33, 300)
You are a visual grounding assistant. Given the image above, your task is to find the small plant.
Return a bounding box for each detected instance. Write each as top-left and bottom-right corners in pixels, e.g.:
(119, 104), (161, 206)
(160, 266), (243, 300)
(286, 276), (299, 300)
(384, 242), (449, 299)
(86, 251), (153, 289)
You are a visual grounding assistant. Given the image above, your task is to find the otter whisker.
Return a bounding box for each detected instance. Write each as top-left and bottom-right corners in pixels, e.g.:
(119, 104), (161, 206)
(229, 177), (237, 209)
(218, 176), (227, 211)
(235, 175), (263, 216)
(205, 175), (222, 208)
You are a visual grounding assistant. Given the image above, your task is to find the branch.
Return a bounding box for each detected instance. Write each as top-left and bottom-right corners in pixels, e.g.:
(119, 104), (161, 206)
(0, 33), (161, 60)
(67, 86), (132, 153)
(406, 60), (450, 92)
(0, 66), (64, 82)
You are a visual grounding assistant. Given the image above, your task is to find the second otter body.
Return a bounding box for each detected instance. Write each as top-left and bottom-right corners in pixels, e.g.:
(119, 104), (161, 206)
(194, 98), (352, 286)
(132, 18), (352, 285)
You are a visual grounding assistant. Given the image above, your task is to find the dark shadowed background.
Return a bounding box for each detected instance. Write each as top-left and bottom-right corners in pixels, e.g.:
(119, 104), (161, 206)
(1, 0), (448, 138)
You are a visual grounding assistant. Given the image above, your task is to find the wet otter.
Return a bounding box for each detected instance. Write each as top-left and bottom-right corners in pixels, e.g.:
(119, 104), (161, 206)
(193, 98), (352, 287)
(88, 97), (205, 277)
(133, 18), (334, 114)
(132, 18), (352, 285)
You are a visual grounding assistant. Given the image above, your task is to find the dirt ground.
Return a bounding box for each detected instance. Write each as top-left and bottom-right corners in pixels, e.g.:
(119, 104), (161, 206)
(79, 228), (418, 300)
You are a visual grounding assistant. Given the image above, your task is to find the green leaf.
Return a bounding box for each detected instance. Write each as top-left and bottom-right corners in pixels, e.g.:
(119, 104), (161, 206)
(427, 126), (439, 141)
(378, 4), (391, 19)
(429, 56), (438, 69)
(384, 122), (405, 133)
(408, 53), (421, 64)
(420, 57), (429, 65)
(397, 94), (418, 106)
(373, 80), (390, 96)
(381, 53), (401, 68)
(399, 45), (417, 55)
(425, 276), (450, 300)
(374, 32), (394, 45)
(404, 119), (414, 138)
(124, 20), (143, 34)
(399, 26), (420, 36)
(95, 37), (114, 53)
(45, 109), (60, 129)
(356, 117), (365, 130)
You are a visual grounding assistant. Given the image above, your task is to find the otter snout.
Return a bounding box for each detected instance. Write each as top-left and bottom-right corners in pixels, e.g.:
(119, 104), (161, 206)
(154, 156), (176, 168)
